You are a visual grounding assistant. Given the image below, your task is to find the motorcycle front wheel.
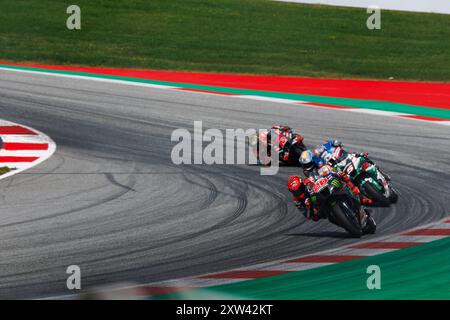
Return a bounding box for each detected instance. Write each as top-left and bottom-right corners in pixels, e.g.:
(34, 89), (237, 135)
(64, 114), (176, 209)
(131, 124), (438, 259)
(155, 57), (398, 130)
(331, 202), (363, 238)
(388, 186), (399, 204)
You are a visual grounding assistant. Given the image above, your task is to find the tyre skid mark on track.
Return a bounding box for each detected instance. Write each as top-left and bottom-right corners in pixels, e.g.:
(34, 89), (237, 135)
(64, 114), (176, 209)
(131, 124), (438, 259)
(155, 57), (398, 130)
(181, 173), (219, 210)
(43, 171), (294, 300)
(50, 173), (251, 271)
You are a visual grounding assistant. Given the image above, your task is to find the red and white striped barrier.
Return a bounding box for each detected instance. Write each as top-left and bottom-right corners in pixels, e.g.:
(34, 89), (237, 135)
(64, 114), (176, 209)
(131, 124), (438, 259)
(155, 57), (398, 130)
(132, 218), (450, 298)
(0, 120), (56, 180)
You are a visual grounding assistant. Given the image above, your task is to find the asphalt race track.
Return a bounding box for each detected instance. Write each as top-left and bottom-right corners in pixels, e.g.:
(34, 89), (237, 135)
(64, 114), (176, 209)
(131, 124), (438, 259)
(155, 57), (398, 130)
(0, 70), (449, 299)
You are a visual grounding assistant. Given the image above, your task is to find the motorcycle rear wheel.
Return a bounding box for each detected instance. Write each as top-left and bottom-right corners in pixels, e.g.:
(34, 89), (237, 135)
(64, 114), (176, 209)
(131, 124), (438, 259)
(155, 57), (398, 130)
(388, 186), (399, 204)
(288, 143), (306, 166)
(363, 182), (390, 207)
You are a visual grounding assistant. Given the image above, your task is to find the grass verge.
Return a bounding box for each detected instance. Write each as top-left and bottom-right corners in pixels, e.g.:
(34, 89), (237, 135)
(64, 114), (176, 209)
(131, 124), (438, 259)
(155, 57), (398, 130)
(0, 167), (12, 175)
(0, 0), (449, 81)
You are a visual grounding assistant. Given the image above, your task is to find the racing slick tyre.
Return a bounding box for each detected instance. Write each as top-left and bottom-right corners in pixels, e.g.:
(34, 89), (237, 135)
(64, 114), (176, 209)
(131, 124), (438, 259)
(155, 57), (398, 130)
(332, 202), (363, 238)
(363, 183), (390, 207)
(363, 216), (377, 234)
(388, 186), (399, 204)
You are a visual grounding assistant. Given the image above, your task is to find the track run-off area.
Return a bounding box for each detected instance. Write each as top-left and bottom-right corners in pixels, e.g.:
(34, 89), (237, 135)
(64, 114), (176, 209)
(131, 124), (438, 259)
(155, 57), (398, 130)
(0, 64), (449, 299)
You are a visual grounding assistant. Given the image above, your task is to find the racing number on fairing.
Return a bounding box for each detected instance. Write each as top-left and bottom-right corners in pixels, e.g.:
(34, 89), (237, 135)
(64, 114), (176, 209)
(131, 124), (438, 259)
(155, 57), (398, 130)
(344, 163), (354, 175)
(313, 178), (328, 193)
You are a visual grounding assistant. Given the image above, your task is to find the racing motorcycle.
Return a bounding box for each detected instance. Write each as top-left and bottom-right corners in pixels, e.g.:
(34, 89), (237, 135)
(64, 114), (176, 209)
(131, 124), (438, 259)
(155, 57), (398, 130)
(307, 166), (376, 237)
(326, 147), (398, 207)
(249, 130), (306, 166)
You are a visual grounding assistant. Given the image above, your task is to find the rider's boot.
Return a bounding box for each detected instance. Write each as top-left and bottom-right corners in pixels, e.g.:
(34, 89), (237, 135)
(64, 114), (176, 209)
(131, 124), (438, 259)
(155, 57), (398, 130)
(311, 208), (320, 221)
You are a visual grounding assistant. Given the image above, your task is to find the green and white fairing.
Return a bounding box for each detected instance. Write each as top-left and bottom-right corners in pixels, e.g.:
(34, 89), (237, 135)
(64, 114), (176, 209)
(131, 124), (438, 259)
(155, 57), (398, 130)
(334, 153), (398, 206)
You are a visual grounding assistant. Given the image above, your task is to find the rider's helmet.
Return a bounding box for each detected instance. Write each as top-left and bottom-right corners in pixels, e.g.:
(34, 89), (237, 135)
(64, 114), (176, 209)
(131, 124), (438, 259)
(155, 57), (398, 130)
(272, 125), (292, 139)
(287, 175), (304, 192)
(327, 140), (343, 148)
(300, 150), (315, 172)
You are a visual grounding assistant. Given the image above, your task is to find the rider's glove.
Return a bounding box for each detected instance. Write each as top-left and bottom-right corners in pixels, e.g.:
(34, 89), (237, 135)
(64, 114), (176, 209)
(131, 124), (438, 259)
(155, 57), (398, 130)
(352, 186), (360, 195)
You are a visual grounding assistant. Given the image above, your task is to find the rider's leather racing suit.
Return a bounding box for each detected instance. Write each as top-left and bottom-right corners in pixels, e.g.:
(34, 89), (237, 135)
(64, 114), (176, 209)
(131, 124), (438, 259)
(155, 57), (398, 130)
(288, 175), (320, 221)
(288, 169), (372, 222)
(269, 125), (304, 162)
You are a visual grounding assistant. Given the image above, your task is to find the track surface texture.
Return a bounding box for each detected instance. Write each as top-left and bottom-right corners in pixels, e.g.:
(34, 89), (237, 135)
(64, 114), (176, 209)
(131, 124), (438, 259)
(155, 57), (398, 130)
(0, 70), (449, 299)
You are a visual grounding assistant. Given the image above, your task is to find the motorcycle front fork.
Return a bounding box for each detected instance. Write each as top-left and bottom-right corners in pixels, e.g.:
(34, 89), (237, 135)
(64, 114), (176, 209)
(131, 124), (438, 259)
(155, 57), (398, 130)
(359, 208), (370, 228)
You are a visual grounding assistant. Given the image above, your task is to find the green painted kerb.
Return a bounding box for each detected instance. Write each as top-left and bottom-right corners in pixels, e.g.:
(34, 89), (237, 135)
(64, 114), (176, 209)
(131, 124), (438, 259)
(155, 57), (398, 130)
(2, 64), (450, 120)
(155, 236), (450, 300)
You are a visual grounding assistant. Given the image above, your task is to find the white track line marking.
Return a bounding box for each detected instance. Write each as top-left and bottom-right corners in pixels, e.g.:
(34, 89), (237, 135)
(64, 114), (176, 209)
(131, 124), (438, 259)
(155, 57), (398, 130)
(249, 262), (334, 272)
(0, 135), (53, 143)
(152, 278), (246, 288)
(0, 67), (177, 90)
(233, 95), (307, 104)
(2, 66), (449, 127)
(0, 150), (51, 157)
(344, 108), (407, 117)
(321, 247), (397, 256)
(378, 235), (447, 243)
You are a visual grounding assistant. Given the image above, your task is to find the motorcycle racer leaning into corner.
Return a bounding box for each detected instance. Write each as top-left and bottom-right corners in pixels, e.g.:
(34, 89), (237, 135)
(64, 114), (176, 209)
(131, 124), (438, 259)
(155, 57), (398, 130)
(316, 139), (392, 182)
(288, 149), (373, 221)
(315, 139), (369, 168)
(255, 125), (306, 164)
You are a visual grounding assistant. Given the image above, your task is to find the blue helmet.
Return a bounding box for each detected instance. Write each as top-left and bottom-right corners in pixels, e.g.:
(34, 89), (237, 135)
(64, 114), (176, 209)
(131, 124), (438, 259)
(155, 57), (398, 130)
(301, 150), (323, 172)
